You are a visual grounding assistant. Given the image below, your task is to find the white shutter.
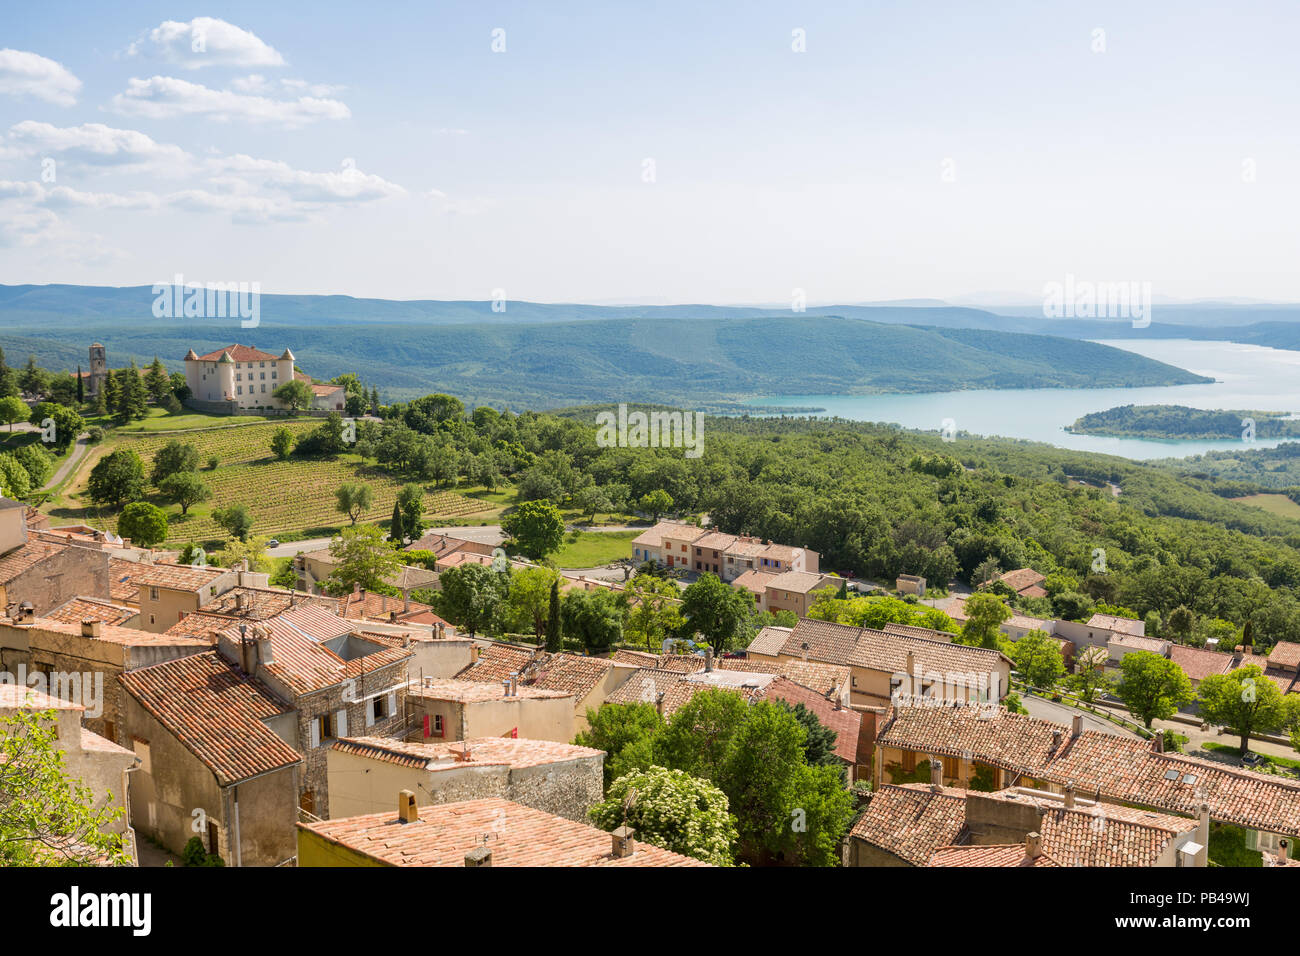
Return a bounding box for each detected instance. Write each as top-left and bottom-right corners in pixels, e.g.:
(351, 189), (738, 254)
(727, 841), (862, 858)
(387, 692), (397, 719)
(336, 709), (348, 738)
(309, 719), (320, 749)
(366, 700), (375, 727)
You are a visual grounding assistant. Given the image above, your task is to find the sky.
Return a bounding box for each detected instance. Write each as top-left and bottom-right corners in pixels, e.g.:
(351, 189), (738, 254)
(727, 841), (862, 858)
(1, 1), (1298, 304)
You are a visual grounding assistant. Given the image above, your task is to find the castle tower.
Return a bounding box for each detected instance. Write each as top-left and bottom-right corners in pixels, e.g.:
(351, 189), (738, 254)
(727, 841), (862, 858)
(88, 343), (107, 398)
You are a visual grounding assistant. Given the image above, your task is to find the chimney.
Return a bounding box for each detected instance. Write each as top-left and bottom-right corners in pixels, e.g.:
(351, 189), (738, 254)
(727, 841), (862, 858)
(929, 758), (943, 791)
(509, 673), (518, 696)
(1277, 839), (1291, 866)
(1051, 729), (1062, 750)
(611, 825), (635, 858)
(81, 619), (103, 638)
(655, 692), (665, 717)
(464, 845), (492, 867)
(1063, 781), (1076, 809)
(1198, 803), (1210, 851)
(256, 628), (274, 666)
(390, 611), (399, 623)
(800, 642), (809, 662)
(502, 679), (513, 698)
(1025, 831), (1043, 860)
(236, 591), (247, 610)
(906, 650), (916, 682)
(397, 789), (418, 824)
(1152, 732), (1164, 753)
(704, 646), (714, 672)
(1071, 714), (1082, 739)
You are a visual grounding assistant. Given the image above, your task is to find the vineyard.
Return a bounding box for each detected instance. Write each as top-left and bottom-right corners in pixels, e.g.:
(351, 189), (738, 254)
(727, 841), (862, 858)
(58, 419), (497, 544)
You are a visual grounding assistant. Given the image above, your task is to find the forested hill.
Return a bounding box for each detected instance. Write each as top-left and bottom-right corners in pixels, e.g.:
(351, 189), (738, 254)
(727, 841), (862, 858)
(1067, 405), (1300, 440)
(0, 309), (1209, 408)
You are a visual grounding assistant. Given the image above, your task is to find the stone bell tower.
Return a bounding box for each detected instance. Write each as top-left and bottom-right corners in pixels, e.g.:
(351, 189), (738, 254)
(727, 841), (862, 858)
(88, 343), (107, 398)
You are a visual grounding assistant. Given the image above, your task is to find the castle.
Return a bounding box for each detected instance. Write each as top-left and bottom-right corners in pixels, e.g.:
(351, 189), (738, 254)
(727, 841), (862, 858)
(182, 344), (345, 413)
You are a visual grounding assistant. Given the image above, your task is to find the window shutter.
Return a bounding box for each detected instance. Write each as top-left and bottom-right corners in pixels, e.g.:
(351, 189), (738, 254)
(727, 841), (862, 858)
(387, 692), (397, 718)
(336, 709), (347, 738)
(366, 701), (375, 727)
(309, 720), (320, 749)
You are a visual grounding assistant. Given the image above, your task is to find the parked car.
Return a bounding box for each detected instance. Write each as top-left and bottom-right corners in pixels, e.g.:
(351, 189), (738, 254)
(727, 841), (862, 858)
(268, 539), (280, 548)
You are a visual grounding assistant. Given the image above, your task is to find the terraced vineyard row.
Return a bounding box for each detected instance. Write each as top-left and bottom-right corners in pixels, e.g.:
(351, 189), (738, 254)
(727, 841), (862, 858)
(120, 420), (320, 467)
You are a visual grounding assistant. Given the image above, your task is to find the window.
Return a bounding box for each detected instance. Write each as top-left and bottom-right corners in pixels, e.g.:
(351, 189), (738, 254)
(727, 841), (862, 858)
(310, 712), (334, 748)
(150, 587), (159, 600)
(236, 386), (242, 395)
(942, 755), (959, 778)
(901, 751), (917, 772)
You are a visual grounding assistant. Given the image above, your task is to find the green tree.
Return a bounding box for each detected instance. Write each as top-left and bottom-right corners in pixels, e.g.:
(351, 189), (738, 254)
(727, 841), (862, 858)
(117, 502), (169, 548)
(0, 708), (130, 866)
(272, 379), (314, 414)
(1168, 605), (1196, 641)
(575, 485), (614, 523)
(573, 702), (665, 788)
(11, 444), (53, 489)
(545, 578), (563, 651)
(215, 536), (272, 574)
(0, 396), (26, 431)
(389, 499), (405, 543)
(590, 767), (737, 866)
(501, 499), (565, 560)
(438, 562), (505, 638)
(773, 699), (840, 768)
(17, 355), (49, 398)
(561, 588), (623, 653)
(505, 565), (561, 645)
(1066, 645), (1111, 703)
(654, 687), (749, 783)
(212, 504), (254, 542)
(680, 573), (751, 654)
(270, 426), (294, 460)
(396, 483), (425, 540)
(959, 592), (1012, 649)
(325, 524), (401, 594)
(1010, 630), (1066, 690)
(1197, 664), (1291, 755)
(159, 471), (211, 515)
(150, 439), (199, 487)
(0, 455), (31, 499)
(145, 357), (171, 404)
(620, 574), (685, 651)
(639, 489), (673, 522)
(1115, 650), (1194, 729)
(334, 483), (373, 525)
(0, 349), (16, 398)
(28, 402), (83, 452)
(86, 448), (145, 508)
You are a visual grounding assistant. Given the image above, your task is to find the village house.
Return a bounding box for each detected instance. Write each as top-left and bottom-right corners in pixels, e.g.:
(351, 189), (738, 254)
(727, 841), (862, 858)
(183, 344), (345, 413)
(0, 683), (139, 864)
(746, 617), (1012, 709)
(1264, 641), (1300, 696)
(873, 698), (1300, 860)
(895, 574), (926, 597)
(0, 614), (209, 743)
(324, 735), (604, 821)
(996, 568), (1047, 599)
(405, 677), (575, 744)
(456, 643), (637, 735)
(632, 520), (819, 580)
(46, 595), (139, 629)
(847, 767), (1205, 867)
(297, 794), (708, 867)
(0, 499), (111, 617)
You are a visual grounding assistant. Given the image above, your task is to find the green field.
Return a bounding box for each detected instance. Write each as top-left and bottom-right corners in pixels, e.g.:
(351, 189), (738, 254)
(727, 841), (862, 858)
(552, 529), (639, 568)
(1231, 493), (1300, 520)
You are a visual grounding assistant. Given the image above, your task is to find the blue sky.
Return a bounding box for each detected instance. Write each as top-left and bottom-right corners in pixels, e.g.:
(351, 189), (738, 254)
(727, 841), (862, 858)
(1, 1), (1298, 303)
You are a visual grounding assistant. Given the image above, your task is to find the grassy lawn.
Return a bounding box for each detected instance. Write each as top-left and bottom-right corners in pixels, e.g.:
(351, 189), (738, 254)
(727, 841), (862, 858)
(552, 529), (639, 567)
(110, 409), (277, 432)
(1231, 493), (1300, 520)
(1201, 741), (1300, 773)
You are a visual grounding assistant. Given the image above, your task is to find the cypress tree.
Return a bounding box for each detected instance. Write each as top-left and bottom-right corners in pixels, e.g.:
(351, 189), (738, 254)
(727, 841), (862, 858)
(103, 367), (120, 412)
(545, 579), (562, 651)
(389, 500), (404, 543)
(76, 365), (84, 404)
(0, 348), (14, 398)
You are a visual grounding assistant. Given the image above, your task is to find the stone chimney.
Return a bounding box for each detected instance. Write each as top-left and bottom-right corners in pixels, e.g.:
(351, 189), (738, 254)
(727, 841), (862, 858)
(611, 825), (636, 858)
(464, 845), (492, 867)
(397, 789), (418, 824)
(1197, 803), (1210, 852)
(655, 692), (665, 717)
(1152, 732), (1164, 753)
(1277, 838), (1291, 866)
(502, 679), (513, 698)
(929, 758), (943, 791)
(1024, 831), (1043, 861)
(80, 619), (103, 638)
(1051, 729), (1062, 750)
(704, 646), (713, 672)
(1070, 714), (1083, 739)
(1063, 781), (1076, 809)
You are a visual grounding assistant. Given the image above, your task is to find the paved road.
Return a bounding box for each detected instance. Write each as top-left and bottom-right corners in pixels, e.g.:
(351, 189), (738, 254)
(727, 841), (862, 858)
(43, 434), (92, 491)
(265, 522), (643, 558)
(1018, 692), (1140, 739)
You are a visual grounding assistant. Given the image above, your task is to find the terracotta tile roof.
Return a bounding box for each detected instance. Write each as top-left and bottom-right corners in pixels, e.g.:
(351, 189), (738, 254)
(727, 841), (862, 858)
(732, 569), (779, 594)
(767, 570), (833, 594)
(457, 645), (616, 701)
(165, 611), (240, 640)
(746, 625), (793, 656)
(310, 383), (342, 397)
(883, 623), (956, 642)
(332, 735), (601, 771)
(929, 843), (1061, 867)
(0, 683), (83, 711)
(1170, 644), (1234, 683)
(693, 531), (737, 551)
(999, 568), (1046, 593)
(631, 521), (706, 549)
(108, 558), (149, 603)
(404, 533), (494, 559)
(1088, 613), (1145, 636)
(406, 677), (572, 703)
(778, 620), (1009, 679)
(758, 677), (861, 763)
(23, 616), (208, 648)
(878, 700), (1300, 837)
(192, 344), (280, 363)
(119, 651), (301, 785)
(717, 657), (850, 697)
(298, 797), (708, 866)
(0, 537), (65, 583)
(338, 590), (433, 622)
(1110, 634), (1170, 655)
(1268, 641), (1300, 671)
(201, 586), (338, 620)
(849, 784), (968, 865)
(134, 563), (225, 593)
(605, 667), (768, 716)
(610, 649), (705, 672)
(46, 595), (137, 627)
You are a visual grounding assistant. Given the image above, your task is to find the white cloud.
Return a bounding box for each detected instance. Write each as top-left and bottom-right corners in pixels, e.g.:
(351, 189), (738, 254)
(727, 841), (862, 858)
(6, 121), (191, 170)
(129, 17), (285, 70)
(110, 75), (350, 126)
(0, 179), (160, 210)
(208, 154), (406, 203)
(165, 188), (309, 224)
(0, 49), (82, 106)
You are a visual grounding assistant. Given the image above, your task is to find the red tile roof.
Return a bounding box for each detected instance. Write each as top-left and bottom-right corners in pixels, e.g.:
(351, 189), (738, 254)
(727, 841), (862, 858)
(119, 651), (301, 785)
(758, 677), (861, 763)
(849, 784), (968, 865)
(332, 735), (602, 771)
(192, 344), (281, 363)
(929, 843), (1061, 867)
(1169, 644), (1234, 683)
(1268, 641), (1300, 671)
(46, 595), (137, 627)
(457, 645), (616, 701)
(299, 797), (707, 866)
